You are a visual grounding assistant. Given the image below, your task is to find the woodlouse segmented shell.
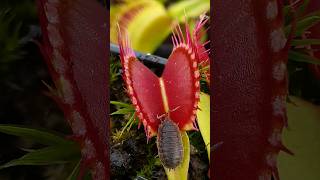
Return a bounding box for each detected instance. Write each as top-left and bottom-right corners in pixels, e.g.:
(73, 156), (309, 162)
(157, 118), (183, 169)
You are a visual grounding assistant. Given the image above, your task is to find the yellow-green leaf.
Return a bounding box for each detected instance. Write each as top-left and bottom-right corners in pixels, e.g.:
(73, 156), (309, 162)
(165, 131), (190, 180)
(197, 92), (210, 160)
(110, 0), (172, 53)
(278, 97), (320, 180)
(168, 0), (210, 22)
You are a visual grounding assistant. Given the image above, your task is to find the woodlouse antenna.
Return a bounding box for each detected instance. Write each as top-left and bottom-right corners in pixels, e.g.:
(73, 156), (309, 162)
(170, 106), (181, 113)
(156, 106), (181, 121)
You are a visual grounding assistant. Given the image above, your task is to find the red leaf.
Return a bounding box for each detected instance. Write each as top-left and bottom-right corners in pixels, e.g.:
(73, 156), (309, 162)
(117, 17), (204, 138)
(212, 0), (291, 179)
(37, 0), (109, 179)
(128, 58), (165, 137)
(162, 47), (200, 131)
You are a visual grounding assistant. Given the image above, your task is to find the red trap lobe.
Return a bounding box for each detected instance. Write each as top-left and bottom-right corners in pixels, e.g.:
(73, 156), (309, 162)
(117, 16), (208, 139)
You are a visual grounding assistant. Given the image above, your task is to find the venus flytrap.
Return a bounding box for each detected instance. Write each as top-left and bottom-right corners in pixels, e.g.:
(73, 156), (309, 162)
(117, 14), (210, 179)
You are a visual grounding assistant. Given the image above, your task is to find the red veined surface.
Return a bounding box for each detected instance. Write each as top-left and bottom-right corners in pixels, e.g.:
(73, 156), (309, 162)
(128, 57), (165, 138)
(37, 0), (109, 179)
(212, 0), (291, 179)
(117, 16), (208, 138)
(162, 47), (200, 131)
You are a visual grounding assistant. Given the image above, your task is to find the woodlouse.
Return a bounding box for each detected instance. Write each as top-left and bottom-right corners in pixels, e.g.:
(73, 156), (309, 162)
(157, 117), (183, 169)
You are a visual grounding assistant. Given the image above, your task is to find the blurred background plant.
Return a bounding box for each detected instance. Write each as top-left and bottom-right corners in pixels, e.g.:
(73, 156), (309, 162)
(0, 0), (107, 179)
(285, 0), (320, 103)
(278, 1), (320, 179)
(110, 0), (210, 54)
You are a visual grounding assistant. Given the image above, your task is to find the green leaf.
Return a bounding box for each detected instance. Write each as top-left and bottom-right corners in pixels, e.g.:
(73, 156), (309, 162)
(66, 160), (81, 180)
(168, 0), (210, 22)
(289, 51), (320, 65)
(119, 113), (137, 137)
(197, 92), (210, 160)
(0, 124), (72, 146)
(165, 131), (190, 180)
(291, 39), (320, 46)
(278, 97), (320, 180)
(0, 144), (80, 170)
(284, 0), (310, 22)
(110, 101), (134, 108)
(110, 101), (135, 115)
(285, 16), (320, 37)
(296, 0), (311, 17)
(0, 9), (23, 62)
(110, 108), (135, 115)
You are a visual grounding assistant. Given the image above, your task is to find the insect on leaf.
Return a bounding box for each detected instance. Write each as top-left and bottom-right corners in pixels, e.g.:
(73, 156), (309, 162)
(164, 131), (190, 180)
